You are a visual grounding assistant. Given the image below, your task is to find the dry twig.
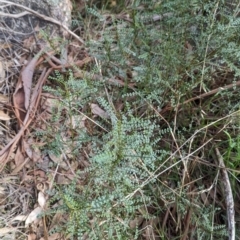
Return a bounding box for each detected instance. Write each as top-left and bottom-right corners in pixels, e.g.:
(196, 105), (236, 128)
(183, 79), (240, 105)
(215, 147), (235, 240)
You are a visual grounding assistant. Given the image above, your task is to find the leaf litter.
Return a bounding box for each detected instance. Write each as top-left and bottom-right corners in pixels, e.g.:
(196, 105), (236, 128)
(0, 28), (93, 237)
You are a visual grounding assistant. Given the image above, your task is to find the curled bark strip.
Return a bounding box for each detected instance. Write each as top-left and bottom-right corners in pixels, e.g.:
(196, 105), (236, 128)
(215, 147), (235, 240)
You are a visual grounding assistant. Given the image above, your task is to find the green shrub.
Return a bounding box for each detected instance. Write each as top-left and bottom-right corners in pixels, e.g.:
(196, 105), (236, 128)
(41, 0), (240, 238)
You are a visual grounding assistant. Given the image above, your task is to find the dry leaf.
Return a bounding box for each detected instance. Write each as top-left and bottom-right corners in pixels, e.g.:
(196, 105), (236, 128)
(34, 170), (46, 181)
(13, 79), (26, 123)
(13, 53), (42, 124)
(91, 103), (109, 118)
(23, 140), (41, 162)
(56, 175), (72, 185)
(129, 217), (144, 229)
(49, 153), (68, 170)
(14, 146), (25, 167)
(22, 56), (40, 110)
(12, 157), (30, 174)
(38, 192), (46, 208)
(25, 207), (43, 227)
(0, 110), (11, 121)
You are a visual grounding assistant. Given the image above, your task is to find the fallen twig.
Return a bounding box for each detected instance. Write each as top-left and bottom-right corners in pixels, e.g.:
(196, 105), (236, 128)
(159, 79), (240, 114)
(183, 80), (240, 105)
(215, 147), (235, 240)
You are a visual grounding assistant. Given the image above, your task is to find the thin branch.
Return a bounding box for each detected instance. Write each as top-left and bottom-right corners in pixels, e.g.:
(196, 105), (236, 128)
(215, 147), (235, 240)
(183, 79), (240, 105)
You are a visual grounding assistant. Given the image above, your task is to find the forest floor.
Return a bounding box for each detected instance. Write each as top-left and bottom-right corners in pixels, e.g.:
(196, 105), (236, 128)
(0, 1), (240, 239)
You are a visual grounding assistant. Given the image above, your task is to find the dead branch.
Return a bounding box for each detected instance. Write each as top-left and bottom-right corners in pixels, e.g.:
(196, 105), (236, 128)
(183, 80), (240, 105)
(159, 79), (240, 114)
(215, 147), (235, 240)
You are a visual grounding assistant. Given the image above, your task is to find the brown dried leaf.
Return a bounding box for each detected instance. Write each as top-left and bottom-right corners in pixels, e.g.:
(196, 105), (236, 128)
(12, 157), (29, 174)
(34, 170), (46, 180)
(91, 103), (109, 119)
(22, 55), (40, 110)
(23, 140), (42, 162)
(13, 53), (42, 124)
(14, 147), (25, 167)
(129, 217), (144, 229)
(13, 80), (26, 123)
(56, 175), (72, 185)
(49, 153), (68, 170)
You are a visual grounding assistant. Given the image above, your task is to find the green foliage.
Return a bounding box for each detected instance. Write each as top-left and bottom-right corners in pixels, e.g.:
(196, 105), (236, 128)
(41, 0), (240, 239)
